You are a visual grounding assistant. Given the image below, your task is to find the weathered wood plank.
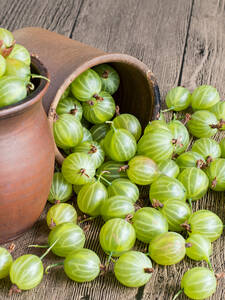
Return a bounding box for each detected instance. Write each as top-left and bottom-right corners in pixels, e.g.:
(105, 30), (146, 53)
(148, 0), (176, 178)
(0, 0), (83, 37)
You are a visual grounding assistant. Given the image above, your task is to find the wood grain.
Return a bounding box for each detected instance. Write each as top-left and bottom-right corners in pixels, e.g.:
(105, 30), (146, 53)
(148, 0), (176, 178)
(0, 0), (224, 299)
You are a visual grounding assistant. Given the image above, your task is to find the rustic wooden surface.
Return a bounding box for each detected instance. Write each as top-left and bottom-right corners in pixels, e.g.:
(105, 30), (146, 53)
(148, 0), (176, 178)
(0, 0), (225, 299)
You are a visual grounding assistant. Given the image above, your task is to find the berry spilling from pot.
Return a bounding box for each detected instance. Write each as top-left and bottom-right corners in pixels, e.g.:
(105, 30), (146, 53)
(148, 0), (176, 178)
(1, 26), (225, 299)
(0, 27), (48, 109)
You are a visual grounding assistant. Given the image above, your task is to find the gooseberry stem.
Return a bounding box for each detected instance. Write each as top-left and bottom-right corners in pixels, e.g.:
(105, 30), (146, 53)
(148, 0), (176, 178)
(40, 238), (60, 260)
(172, 289), (183, 300)
(106, 252), (113, 266)
(97, 173), (112, 186)
(31, 74), (50, 82)
(45, 262), (64, 274)
(105, 121), (116, 131)
(28, 245), (49, 248)
(97, 171), (111, 185)
(207, 259), (213, 271)
(161, 107), (174, 113)
(188, 198), (192, 211)
(79, 216), (97, 224)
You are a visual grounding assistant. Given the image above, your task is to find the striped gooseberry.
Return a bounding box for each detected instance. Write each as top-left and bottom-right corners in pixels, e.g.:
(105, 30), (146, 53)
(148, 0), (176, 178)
(191, 85), (220, 110)
(137, 128), (174, 163)
(191, 138), (221, 161)
(46, 203), (77, 229)
(104, 125), (137, 162)
(205, 158), (225, 191)
(96, 160), (128, 184)
(182, 209), (223, 242)
(73, 177), (96, 195)
(100, 196), (135, 221)
(168, 119), (190, 155)
(77, 177), (108, 217)
(56, 97), (83, 121)
(46, 248), (101, 283)
(112, 113), (142, 141)
(0, 76), (27, 108)
(125, 155), (159, 185)
(62, 152), (96, 185)
(9, 240), (57, 293)
(0, 247), (13, 279)
(53, 114), (83, 149)
(8, 44), (31, 65)
(0, 28), (14, 56)
(90, 123), (110, 142)
(114, 251), (153, 287)
(159, 200), (191, 232)
(0, 54), (6, 77)
(99, 218), (136, 257)
(48, 223), (85, 257)
(220, 138), (225, 158)
(72, 140), (104, 169)
(173, 267), (217, 300)
(132, 207), (168, 243)
(48, 172), (73, 203)
(209, 101), (225, 126)
(149, 175), (186, 205)
(158, 159), (180, 178)
(176, 151), (206, 170)
(81, 116), (91, 129)
(178, 167), (209, 206)
(107, 178), (139, 203)
(70, 69), (102, 101)
(187, 110), (218, 138)
(185, 234), (212, 267)
(81, 127), (93, 143)
(83, 91), (116, 124)
(149, 232), (186, 265)
(165, 86), (191, 111)
(144, 113), (169, 134)
(5, 58), (30, 84)
(93, 64), (120, 95)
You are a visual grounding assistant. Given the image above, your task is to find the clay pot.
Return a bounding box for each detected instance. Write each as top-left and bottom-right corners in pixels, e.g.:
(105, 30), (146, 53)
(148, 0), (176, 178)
(14, 27), (161, 164)
(0, 57), (55, 244)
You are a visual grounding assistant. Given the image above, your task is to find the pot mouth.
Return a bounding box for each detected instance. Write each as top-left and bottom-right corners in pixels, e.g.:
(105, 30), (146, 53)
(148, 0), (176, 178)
(48, 53), (161, 164)
(0, 56), (50, 118)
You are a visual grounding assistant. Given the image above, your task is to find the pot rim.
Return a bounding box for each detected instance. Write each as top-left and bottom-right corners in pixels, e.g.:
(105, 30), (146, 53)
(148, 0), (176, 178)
(0, 55), (50, 118)
(48, 53), (161, 164)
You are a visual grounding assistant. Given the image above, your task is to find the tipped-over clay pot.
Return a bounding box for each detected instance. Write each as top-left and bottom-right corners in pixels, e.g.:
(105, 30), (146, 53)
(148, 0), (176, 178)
(0, 56), (54, 244)
(13, 27), (161, 164)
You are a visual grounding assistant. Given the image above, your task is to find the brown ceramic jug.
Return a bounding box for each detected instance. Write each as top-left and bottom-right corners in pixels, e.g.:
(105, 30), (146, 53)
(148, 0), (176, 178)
(13, 28), (161, 164)
(0, 57), (55, 243)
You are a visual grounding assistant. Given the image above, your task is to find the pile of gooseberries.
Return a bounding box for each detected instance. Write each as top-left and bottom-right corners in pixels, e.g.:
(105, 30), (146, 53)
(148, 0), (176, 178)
(1, 34), (224, 299)
(0, 28), (48, 109)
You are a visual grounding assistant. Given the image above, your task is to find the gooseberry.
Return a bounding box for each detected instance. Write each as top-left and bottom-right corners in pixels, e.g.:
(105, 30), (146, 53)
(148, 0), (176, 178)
(96, 160), (128, 184)
(5, 58), (30, 84)
(176, 151), (206, 170)
(62, 152), (96, 185)
(132, 207), (168, 243)
(149, 175), (186, 205)
(107, 178), (139, 203)
(8, 43), (31, 65)
(168, 119), (189, 155)
(112, 113), (142, 141)
(0, 247), (13, 279)
(191, 85), (220, 110)
(205, 158), (225, 191)
(114, 251), (154, 287)
(46, 203), (77, 229)
(53, 114), (83, 149)
(99, 218), (136, 257)
(191, 138), (221, 161)
(48, 172), (73, 203)
(93, 63), (120, 95)
(149, 232), (186, 265)
(70, 69), (102, 101)
(56, 97), (83, 120)
(90, 123), (110, 142)
(126, 155), (159, 185)
(0, 55), (6, 77)
(165, 86), (191, 111)
(158, 159), (180, 178)
(137, 128), (174, 163)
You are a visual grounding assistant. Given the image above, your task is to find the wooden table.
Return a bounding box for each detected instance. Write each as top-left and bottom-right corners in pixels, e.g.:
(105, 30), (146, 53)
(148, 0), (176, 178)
(0, 0), (224, 299)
